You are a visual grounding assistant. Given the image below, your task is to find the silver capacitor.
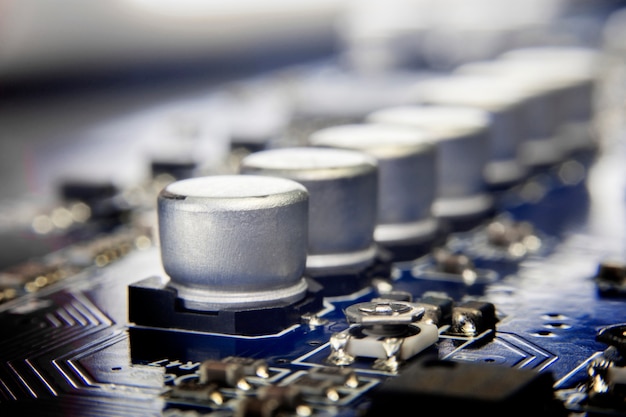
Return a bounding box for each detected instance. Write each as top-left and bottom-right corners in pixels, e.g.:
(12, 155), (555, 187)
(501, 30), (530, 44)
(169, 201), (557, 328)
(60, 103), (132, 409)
(498, 46), (601, 158)
(409, 74), (530, 189)
(308, 123), (439, 259)
(239, 147), (379, 275)
(454, 58), (580, 170)
(158, 175), (309, 311)
(366, 105), (494, 224)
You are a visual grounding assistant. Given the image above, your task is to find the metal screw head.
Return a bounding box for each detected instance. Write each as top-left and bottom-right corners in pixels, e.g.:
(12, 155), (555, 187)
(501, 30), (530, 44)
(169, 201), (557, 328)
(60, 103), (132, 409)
(344, 301), (425, 325)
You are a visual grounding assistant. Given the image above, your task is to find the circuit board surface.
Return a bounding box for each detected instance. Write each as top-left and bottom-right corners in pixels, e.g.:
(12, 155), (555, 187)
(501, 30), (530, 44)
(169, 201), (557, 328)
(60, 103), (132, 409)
(2, 3), (626, 417)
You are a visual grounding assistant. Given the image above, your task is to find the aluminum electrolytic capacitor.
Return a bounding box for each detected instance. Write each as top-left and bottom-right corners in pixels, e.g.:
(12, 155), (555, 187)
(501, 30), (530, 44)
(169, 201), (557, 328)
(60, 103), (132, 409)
(157, 175), (310, 310)
(366, 104), (494, 229)
(239, 147), (379, 281)
(454, 57), (592, 171)
(498, 46), (601, 159)
(408, 74), (530, 190)
(308, 123), (440, 262)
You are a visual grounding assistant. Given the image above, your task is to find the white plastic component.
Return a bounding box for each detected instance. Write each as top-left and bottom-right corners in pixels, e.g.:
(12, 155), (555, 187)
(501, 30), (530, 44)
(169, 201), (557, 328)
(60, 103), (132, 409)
(345, 322), (438, 360)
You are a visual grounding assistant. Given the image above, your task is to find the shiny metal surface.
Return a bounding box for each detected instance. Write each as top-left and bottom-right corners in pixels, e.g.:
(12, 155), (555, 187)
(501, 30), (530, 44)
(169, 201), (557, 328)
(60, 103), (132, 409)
(239, 147), (379, 273)
(455, 54), (599, 169)
(308, 123), (439, 246)
(366, 104), (494, 220)
(158, 174), (309, 310)
(409, 75), (531, 188)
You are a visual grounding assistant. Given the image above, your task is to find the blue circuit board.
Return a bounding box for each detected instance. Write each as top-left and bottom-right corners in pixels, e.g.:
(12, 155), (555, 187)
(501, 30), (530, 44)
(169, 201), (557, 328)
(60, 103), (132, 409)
(2, 4), (626, 417)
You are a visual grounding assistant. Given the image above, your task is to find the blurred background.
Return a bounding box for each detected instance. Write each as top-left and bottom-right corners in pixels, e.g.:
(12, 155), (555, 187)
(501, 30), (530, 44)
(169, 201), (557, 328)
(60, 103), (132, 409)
(0, 0), (625, 267)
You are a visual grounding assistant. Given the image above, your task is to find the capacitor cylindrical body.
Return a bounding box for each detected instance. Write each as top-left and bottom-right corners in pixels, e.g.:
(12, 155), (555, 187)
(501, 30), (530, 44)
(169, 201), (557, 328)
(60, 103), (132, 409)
(239, 147), (379, 274)
(366, 105), (494, 221)
(498, 46), (601, 158)
(455, 57), (594, 169)
(158, 175), (309, 310)
(409, 75), (530, 189)
(308, 124), (439, 252)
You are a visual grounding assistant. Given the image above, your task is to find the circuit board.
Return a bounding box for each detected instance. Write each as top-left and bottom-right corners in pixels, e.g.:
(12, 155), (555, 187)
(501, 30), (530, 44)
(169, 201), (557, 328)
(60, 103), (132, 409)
(2, 4), (626, 417)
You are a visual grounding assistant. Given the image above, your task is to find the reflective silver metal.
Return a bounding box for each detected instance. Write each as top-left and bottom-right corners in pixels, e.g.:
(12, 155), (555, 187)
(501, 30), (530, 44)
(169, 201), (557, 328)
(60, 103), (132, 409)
(158, 175), (309, 310)
(409, 74), (530, 188)
(308, 123), (439, 247)
(366, 104), (494, 220)
(239, 147), (379, 274)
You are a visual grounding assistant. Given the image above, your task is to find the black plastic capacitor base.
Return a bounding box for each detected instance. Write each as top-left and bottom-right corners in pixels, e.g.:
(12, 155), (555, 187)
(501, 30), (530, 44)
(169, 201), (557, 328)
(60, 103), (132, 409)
(128, 275), (324, 336)
(381, 230), (449, 263)
(307, 249), (393, 297)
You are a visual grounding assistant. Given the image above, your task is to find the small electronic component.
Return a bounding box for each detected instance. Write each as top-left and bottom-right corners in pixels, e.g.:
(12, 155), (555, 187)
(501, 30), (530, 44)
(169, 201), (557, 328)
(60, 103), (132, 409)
(234, 385), (311, 417)
(449, 300), (498, 337)
(221, 356), (270, 379)
(327, 300), (438, 372)
(57, 179), (130, 227)
(414, 293), (454, 326)
(199, 359), (252, 390)
(584, 323), (626, 412)
(168, 380), (223, 404)
(309, 123), (443, 262)
(364, 355), (567, 416)
(593, 259), (626, 297)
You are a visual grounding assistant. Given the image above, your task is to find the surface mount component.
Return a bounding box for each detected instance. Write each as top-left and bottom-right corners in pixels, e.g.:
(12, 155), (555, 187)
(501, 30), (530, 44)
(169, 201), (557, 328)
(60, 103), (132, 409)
(364, 355), (567, 416)
(366, 104), (495, 230)
(128, 175), (323, 335)
(327, 300), (438, 372)
(585, 323), (626, 412)
(239, 146), (386, 296)
(593, 259), (626, 297)
(309, 123), (442, 262)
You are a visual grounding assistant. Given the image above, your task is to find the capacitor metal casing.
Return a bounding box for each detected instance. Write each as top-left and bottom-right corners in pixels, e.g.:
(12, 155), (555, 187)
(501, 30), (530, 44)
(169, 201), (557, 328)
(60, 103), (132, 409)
(308, 123), (439, 261)
(157, 175), (310, 311)
(498, 46), (601, 159)
(239, 147), (379, 276)
(408, 74), (530, 189)
(366, 105), (494, 226)
(455, 55), (597, 170)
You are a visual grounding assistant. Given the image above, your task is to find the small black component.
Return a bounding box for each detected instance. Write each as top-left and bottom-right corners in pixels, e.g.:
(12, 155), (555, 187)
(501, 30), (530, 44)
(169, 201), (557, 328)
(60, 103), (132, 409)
(59, 180), (118, 203)
(57, 179), (129, 226)
(594, 260), (626, 297)
(433, 248), (475, 275)
(200, 359), (246, 387)
(235, 385), (306, 417)
(230, 138), (268, 154)
(151, 159), (198, 180)
(416, 294), (454, 326)
(486, 218), (535, 248)
(585, 347), (626, 411)
(308, 366), (359, 388)
(128, 275), (324, 336)
(597, 323), (626, 357)
(222, 356), (269, 378)
(450, 300), (498, 336)
(364, 356), (567, 417)
(169, 380), (222, 403)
